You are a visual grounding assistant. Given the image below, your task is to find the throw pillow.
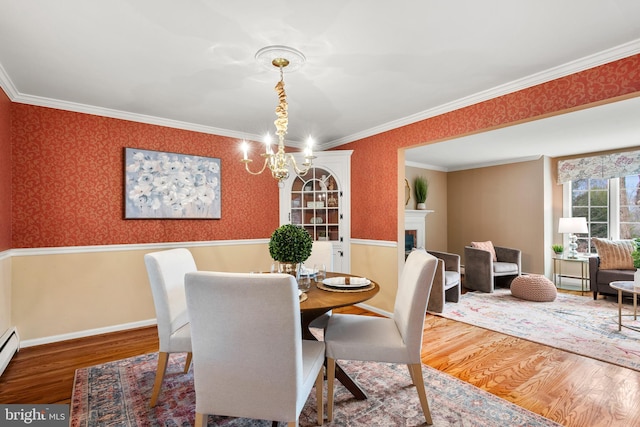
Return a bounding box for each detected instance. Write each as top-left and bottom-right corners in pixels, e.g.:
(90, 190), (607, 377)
(471, 240), (497, 261)
(592, 238), (635, 269)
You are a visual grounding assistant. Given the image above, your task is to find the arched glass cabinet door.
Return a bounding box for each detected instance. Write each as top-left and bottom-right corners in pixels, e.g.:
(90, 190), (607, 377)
(279, 150), (351, 273)
(290, 167), (340, 242)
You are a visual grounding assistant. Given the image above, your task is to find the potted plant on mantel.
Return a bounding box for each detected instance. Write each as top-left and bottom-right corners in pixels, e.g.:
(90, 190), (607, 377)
(269, 224), (313, 277)
(414, 176), (429, 210)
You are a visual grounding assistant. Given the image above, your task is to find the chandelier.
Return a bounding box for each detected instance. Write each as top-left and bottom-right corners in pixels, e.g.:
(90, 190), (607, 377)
(241, 46), (314, 187)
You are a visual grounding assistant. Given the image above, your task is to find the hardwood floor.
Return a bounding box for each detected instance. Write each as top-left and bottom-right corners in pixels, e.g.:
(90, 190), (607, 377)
(0, 327), (159, 404)
(2, 297), (640, 426)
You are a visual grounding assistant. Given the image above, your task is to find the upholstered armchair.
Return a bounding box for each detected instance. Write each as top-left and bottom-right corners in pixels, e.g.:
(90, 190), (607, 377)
(426, 250), (461, 313)
(464, 243), (521, 293)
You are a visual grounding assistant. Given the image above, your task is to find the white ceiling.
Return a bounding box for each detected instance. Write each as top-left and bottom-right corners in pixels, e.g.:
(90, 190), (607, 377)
(1, 0), (639, 169)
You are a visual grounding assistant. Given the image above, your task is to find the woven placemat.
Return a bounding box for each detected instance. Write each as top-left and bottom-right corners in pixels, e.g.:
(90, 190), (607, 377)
(299, 292), (308, 302)
(316, 282), (375, 293)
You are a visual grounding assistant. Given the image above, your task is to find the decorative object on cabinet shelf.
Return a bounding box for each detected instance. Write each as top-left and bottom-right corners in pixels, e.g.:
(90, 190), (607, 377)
(240, 45), (315, 187)
(307, 201), (325, 208)
(319, 175), (328, 191)
(310, 217), (323, 224)
(327, 194), (338, 207)
(414, 176), (429, 210)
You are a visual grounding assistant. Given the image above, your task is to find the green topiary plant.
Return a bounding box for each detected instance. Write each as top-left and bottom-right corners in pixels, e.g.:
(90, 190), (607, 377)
(632, 238), (640, 268)
(414, 176), (429, 204)
(552, 244), (564, 254)
(268, 224), (313, 264)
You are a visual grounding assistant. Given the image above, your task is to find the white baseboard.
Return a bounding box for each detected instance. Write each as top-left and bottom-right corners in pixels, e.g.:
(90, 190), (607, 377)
(357, 303), (392, 318)
(21, 319), (157, 348)
(20, 305), (392, 348)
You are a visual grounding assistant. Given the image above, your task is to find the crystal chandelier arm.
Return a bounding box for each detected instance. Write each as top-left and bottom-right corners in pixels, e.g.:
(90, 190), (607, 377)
(241, 154), (272, 176)
(285, 154), (312, 176)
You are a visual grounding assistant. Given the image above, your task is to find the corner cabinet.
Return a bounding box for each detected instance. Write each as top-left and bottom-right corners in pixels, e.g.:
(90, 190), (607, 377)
(279, 150), (352, 273)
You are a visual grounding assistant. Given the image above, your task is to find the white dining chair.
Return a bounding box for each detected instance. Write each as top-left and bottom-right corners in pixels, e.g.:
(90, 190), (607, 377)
(306, 241), (334, 332)
(185, 271), (325, 427)
(144, 248), (196, 407)
(304, 240), (334, 271)
(324, 249), (438, 424)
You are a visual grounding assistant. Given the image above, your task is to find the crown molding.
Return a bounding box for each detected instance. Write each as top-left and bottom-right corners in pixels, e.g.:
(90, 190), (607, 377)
(405, 160), (449, 172)
(0, 62), (18, 99)
(2, 39), (639, 151)
(323, 38), (640, 149)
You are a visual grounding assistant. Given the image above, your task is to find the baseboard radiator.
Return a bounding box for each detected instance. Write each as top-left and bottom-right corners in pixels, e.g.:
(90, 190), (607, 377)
(0, 327), (19, 377)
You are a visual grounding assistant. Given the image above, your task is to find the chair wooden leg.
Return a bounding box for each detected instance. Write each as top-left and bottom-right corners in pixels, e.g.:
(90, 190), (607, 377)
(184, 352), (193, 373)
(327, 357), (336, 422)
(194, 412), (207, 427)
(149, 352), (170, 407)
(407, 365), (416, 385)
(408, 363), (433, 425)
(315, 367), (324, 425)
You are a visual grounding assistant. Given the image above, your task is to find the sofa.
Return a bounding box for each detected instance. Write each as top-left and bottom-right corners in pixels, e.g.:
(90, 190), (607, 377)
(589, 238), (636, 300)
(588, 256), (634, 300)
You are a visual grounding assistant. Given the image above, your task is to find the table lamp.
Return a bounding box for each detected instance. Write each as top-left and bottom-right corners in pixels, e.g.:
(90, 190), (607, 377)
(558, 217), (588, 259)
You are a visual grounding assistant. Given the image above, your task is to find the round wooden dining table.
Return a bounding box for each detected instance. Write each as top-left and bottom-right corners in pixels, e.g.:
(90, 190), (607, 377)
(299, 272), (380, 400)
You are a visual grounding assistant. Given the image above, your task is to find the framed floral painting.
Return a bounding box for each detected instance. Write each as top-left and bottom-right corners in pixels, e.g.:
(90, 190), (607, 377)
(124, 148), (221, 219)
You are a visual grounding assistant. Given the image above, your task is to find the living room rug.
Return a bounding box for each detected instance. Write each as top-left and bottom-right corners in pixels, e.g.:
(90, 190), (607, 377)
(71, 352), (559, 426)
(436, 288), (640, 371)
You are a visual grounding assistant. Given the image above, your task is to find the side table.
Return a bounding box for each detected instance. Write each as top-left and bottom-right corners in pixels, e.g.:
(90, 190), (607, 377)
(609, 281), (640, 332)
(552, 256), (590, 295)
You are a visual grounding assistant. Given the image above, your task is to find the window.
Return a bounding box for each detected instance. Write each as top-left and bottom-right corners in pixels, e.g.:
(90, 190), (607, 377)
(618, 175), (640, 238)
(566, 174), (640, 253)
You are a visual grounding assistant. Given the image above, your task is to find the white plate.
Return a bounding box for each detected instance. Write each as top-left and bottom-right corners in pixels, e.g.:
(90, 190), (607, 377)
(322, 277), (371, 288)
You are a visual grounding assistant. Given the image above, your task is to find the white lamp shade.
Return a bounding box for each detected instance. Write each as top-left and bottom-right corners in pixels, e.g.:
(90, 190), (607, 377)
(558, 217), (588, 234)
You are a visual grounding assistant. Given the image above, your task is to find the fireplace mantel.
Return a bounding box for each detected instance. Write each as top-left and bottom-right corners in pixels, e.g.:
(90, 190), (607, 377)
(405, 209), (433, 252)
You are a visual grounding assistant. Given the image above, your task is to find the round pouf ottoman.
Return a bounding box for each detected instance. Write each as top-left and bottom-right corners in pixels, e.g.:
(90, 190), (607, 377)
(510, 274), (557, 302)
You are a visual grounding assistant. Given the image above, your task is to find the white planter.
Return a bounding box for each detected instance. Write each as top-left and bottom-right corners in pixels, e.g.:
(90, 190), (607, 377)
(416, 202), (426, 210)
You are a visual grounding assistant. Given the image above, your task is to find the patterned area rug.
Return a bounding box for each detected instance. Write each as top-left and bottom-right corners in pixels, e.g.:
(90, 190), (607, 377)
(71, 352), (559, 426)
(436, 288), (640, 371)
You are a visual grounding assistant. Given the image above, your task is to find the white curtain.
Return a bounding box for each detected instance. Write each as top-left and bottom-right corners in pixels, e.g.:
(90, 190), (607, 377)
(557, 149), (640, 183)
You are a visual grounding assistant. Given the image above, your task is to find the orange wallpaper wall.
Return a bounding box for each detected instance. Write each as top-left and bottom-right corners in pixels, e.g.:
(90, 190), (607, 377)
(0, 90), (10, 251)
(343, 54), (640, 241)
(5, 54), (640, 248)
(11, 105), (280, 248)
